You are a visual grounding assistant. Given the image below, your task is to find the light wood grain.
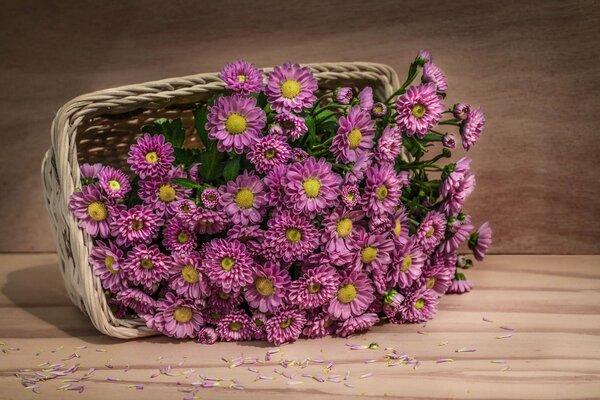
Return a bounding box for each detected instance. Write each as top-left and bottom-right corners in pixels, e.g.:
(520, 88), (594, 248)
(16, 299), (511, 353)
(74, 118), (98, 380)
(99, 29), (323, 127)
(1, 254), (599, 399)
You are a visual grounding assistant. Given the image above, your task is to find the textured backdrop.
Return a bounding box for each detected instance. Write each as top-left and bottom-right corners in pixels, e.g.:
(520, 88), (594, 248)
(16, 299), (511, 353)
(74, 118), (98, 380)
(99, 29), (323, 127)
(1, 0), (599, 253)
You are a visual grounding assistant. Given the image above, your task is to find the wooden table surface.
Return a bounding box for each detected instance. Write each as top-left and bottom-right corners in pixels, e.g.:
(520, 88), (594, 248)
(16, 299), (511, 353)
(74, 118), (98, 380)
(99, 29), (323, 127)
(0, 254), (599, 399)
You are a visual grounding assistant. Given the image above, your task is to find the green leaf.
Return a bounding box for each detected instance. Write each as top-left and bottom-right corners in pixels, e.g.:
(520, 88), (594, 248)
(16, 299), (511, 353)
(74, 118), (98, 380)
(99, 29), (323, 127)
(422, 133), (443, 142)
(250, 91), (268, 109)
(193, 107), (209, 148)
(141, 118), (185, 148)
(223, 157), (241, 181)
(173, 148), (199, 167)
(172, 177), (203, 189)
(198, 149), (226, 182)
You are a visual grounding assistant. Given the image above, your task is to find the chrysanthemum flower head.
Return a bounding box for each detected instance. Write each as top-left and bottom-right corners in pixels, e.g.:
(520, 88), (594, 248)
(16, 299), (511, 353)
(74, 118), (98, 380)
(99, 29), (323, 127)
(331, 106), (375, 163)
(398, 287), (438, 323)
(415, 211), (446, 254)
(422, 61), (448, 91)
(469, 222), (492, 261)
(265, 308), (307, 345)
(247, 134), (292, 173)
(98, 166), (131, 199)
(146, 292), (204, 338)
(289, 265), (340, 309)
(216, 310), (253, 341)
(203, 238), (254, 293)
(219, 171), (267, 225)
(89, 240), (127, 293)
(395, 84), (445, 138)
(265, 62), (318, 113)
(127, 133), (175, 179)
(265, 210), (319, 263)
(219, 59), (263, 95)
(327, 271), (375, 320)
(110, 204), (163, 247)
(461, 107), (485, 150)
(363, 163), (402, 218)
(244, 261), (290, 313)
(168, 253), (210, 299)
(122, 244), (171, 291)
(69, 184), (120, 238)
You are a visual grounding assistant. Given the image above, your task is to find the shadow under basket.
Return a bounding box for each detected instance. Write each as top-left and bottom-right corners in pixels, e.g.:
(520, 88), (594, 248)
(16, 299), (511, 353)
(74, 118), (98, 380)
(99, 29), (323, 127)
(41, 62), (401, 339)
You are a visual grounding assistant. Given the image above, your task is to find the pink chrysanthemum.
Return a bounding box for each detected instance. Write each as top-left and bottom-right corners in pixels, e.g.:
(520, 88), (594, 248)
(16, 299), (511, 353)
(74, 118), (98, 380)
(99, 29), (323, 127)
(265, 210), (319, 263)
(375, 125), (402, 165)
(302, 310), (337, 338)
(331, 106), (375, 163)
(127, 133), (175, 179)
(263, 164), (287, 207)
(80, 163), (103, 182)
(283, 157), (342, 218)
(173, 199), (196, 219)
(420, 258), (454, 296)
(342, 185), (361, 210)
(391, 205), (410, 243)
(321, 208), (365, 253)
(351, 230), (394, 272)
(69, 184), (119, 238)
(110, 204), (163, 247)
(227, 224), (265, 256)
(162, 218), (196, 255)
(289, 265), (340, 309)
(197, 326), (218, 344)
(442, 214), (474, 253)
(244, 262), (291, 313)
(203, 239), (254, 293)
(138, 169), (191, 218)
(453, 103), (471, 121)
(98, 166), (131, 199)
(440, 157), (476, 215)
(422, 61), (448, 91)
(168, 253), (210, 299)
(188, 163), (202, 183)
(328, 271), (375, 320)
(363, 163), (401, 218)
(265, 308), (307, 345)
(446, 273), (473, 294)
(122, 244), (171, 291)
(115, 288), (156, 315)
(216, 310), (253, 341)
(387, 239), (426, 289)
(443, 134), (456, 148)
(415, 211), (446, 254)
(461, 107), (485, 150)
(415, 50), (432, 65)
(219, 171), (267, 225)
(395, 84), (445, 139)
(206, 95), (266, 154)
(219, 59), (264, 95)
(265, 62), (318, 113)
(89, 240), (127, 293)
(200, 188), (219, 209)
(371, 102), (387, 118)
(250, 312), (268, 340)
(187, 208), (229, 235)
(146, 292), (204, 338)
(206, 287), (243, 313)
(382, 290), (405, 319)
(398, 287), (438, 323)
(469, 222), (492, 261)
(358, 86), (374, 112)
(274, 112), (308, 141)
(247, 134), (292, 173)
(336, 87), (352, 105)
(336, 313), (379, 338)
(292, 148), (309, 162)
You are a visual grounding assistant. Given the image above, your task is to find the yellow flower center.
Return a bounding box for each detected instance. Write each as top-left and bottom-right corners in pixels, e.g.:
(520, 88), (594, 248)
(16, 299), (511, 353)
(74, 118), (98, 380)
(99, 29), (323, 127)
(131, 220), (144, 231)
(181, 264), (199, 283)
(173, 307), (193, 323)
(220, 256), (235, 271)
(425, 227), (435, 238)
(145, 151), (159, 163)
(394, 219), (402, 238)
(285, 228), (302, 243)
(414, 298), (425, 310)
(377, 185), (388, 200)
(235, 188), (255, 209)
(374, 105), (384, 114)
(361, 246), (379, 263)
(225, 113), (248, 135)
(104, 256), (117, 274)
(411, 103), (426, 118)
(279, 318), (292, 329)
(140, 258), (154, 270)
(308, 282), (321, 294)
(264, 148), (277, 159)
(337, 284), (358, 304)
(237, 75), (247, 82)
(400, 255), (412, 272)
(345, 192), (355, 202)
(302, 178), (321, 198)
(87, 201), (108, 221)
(177, 232), (189, 244)
(158, 184), (176, 203)
(336, 218), (353, 238)
(108, 180), (121, 191)
(280, 79), (301, 99)
(229, 321), (242, 331)
(348, 128), (363, 150)
(254, 317), (264, 327)
(255, 277), (275, 297)
(426, 277), (436, 289)
(324, 318), (333, 328)
(218, 291), (230, 300)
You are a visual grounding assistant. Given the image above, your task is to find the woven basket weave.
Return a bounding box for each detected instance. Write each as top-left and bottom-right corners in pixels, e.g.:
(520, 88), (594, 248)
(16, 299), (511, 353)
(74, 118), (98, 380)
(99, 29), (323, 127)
(42, 62), (401, 339)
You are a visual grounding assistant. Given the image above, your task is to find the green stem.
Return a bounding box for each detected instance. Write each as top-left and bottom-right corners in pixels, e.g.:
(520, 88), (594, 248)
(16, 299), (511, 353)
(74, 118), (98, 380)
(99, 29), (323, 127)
(385, 63), (421, 104)
(311, 93), (333, 112)
(313, 103), (343, 119)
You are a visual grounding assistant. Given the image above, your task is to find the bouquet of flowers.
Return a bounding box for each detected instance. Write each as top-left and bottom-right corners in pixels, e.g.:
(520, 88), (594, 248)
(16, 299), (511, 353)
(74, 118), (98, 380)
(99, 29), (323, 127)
(69, 51), (492, 345)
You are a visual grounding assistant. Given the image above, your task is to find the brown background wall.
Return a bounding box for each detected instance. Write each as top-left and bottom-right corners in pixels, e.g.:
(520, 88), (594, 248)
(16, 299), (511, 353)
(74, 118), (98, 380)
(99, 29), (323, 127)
(1, 0), (599, 254)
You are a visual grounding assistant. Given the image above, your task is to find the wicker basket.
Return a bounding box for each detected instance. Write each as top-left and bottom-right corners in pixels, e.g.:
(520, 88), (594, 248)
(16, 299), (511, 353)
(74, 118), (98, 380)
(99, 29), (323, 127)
(41, 62), (401, 339)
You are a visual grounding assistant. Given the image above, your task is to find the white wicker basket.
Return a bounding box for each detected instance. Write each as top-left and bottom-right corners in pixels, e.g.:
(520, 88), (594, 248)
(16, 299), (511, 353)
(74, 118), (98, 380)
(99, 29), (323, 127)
(41, 62), (401, 339)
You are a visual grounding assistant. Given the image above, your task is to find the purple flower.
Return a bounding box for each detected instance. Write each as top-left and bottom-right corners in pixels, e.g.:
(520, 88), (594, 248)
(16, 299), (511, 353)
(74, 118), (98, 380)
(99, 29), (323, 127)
(321, 208), (365, 253)
(268, 123), (284, 136)
(115, 288), (156, 315)
(197, 326), (218, 344)
(420, 257), (454, 296)
(274, 112), (308, 141)
(247, 134), (292, 173)
(398, 287), (438, 323)
(363, 163), (401, 218)
(122, 244), (171, 291)
(375, 125), (402, 164)
(341, 184), (361, 209)
(328, 271), (375, 320)
(216, 310), (253, 341)
(200, 188), (219, 209)
(127, 134), (175, 179)
(382, 290), (404, 320)
(219, 59), (263, 95)
(302, 311), (337, 338)
(265, 62), (318, 113)
(283, 157), (342, 218)
(358, 86), (373, 111)
(265, 210), (319, 263)
(187, 209), (229, 235)
(138, 169), (191, 217)
(453, 103), (471, 121)
(219, 171), (267, 225)
(265, 308), (307, 345)
(80, 163), (103, 182)
(168, 253), (210, 299)
(395, 84), (445, 138)
(331, 106), (375, 163)
(89, 240), (127, 293)
(292, 147), (309, 162)
(244, 262), (291, 313)
(422, 61), (448, 91)
(461, 107), (485, 150)
(442, 134), (456, 148)
(188, 163), (202, 183)
(203, 238), (254, 293)
(206, 95), (266, 154)
(446, 273), (473, 294)
(98, 167), (131, 199)
(440, 157), (476, 215)
(263, 164), (287, 207)
(110, 204), (163, 247)
(351, 230), (394, 272)
(227, 224), (265, 256)
(289, 265), (340, 309)
(442, 214), (474, 253)
(336, 87), (352, 105)
(387, 239), (426, 289)
(173, 199), (196, 219)
(69, 185), (119, 238)
(206, 287), (243, 313)
(336, 313), (379, 338)
(146, 292), (204, 338)
(391, 205), (410, 243)
(415, 211), (446, 253)
(250, 312), (268, 340)
(371, 102), (387, 118)
(415, 50), (431, 65)
(469, 222), (492, 261)
(162, 218), (196, 255)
